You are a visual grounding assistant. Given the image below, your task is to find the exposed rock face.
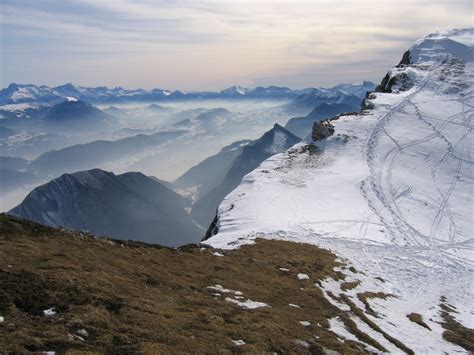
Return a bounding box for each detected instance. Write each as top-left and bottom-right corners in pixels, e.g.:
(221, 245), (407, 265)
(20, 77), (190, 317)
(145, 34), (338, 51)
(375, 50), (413, 93)
(9, 169), (200, 246)
(311, 120), (335, 141)
(202, 214), (219, 241)
(397, 50), (411, 67)
(376, 72), (414, 94)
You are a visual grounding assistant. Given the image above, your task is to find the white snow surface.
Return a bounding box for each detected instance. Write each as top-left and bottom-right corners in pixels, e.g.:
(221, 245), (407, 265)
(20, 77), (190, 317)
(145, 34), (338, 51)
(205, 29), (474, 353)
(231, 339), (246, 346)
(225, 297), (269, 309)
(297, 273), (310, 280)
(43, 308), (56, 316)
(328, 317), (359, 343)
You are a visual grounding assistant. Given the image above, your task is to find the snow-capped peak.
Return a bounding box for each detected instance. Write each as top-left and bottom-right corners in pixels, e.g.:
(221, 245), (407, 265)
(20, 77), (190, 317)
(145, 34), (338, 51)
(204, 28), (474, 353)
(409, 28), (474, 64)
(220, 86), (248, 95)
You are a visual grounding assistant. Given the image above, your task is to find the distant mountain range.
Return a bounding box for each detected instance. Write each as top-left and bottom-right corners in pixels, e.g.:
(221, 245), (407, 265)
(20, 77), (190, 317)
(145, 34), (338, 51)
(40, 99), (115, 133)
(26, 130), (187, 178)
(284, 81), (374, 115)
(0, 98), (116, 134)
(0, 82), (374, 105)
(174, 140), (252, 200)
(173, 108), (232, 131)
(9, 169), (200, 246)
(285, 102), (360, 138)
(5, 125), (299, 242)
(0, 128), (187, 199)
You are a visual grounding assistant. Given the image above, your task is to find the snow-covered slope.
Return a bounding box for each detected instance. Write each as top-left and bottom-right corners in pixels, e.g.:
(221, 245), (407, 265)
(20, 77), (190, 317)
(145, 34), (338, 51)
(191, 124), (301, 228)
(205, 29), (474, 353)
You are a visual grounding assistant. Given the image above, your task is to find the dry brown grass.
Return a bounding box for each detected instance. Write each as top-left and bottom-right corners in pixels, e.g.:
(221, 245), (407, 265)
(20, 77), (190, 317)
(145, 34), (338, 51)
(0, 214), (373, 354)
(340, 294), (413, 354)
(356, 291), (393, 318)
(439, 297), (474, 351)
(340, 281), (361, 291)
(406, 313), (431, 331)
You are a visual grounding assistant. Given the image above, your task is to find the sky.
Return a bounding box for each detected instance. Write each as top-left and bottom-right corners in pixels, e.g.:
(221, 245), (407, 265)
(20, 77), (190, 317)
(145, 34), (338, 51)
(1, 0), (472, 91)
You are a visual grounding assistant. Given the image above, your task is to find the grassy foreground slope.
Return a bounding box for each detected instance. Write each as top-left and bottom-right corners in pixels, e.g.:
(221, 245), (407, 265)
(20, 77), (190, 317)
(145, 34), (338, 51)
(0, 214), (363, 354)
(0, 214), (471, 354)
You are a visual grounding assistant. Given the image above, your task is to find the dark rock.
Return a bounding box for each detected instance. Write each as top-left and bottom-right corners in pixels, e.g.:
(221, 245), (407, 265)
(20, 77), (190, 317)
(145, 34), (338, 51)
(397, 50), (411, 67)
(202, 213), (219, 241)
(312, 121), (335, 141)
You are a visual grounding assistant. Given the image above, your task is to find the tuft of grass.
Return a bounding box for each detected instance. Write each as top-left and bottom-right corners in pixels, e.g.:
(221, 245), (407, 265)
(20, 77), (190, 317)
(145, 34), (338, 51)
(340, 294), (414, 355)
(407, 313), (431, 330)
(338, 314), (388, 352)
(439, 297), (474, 351)
(340, 280), (361, 291)
(357, 291), (393, 318)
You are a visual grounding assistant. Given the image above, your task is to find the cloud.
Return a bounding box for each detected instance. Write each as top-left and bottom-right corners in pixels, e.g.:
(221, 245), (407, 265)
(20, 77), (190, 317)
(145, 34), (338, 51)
(1, 0), (472, 89)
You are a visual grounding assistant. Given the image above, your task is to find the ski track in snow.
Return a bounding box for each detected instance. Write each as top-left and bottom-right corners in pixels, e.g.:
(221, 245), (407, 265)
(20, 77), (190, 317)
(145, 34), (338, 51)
(205, 29), (474, 353)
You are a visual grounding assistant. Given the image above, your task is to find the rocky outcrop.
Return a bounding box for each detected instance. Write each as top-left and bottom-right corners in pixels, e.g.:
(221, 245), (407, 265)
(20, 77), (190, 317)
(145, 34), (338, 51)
(202, 213), (219, 241)
(311, 120), (335, 141)
(397, 50), (411, 67)
(375, 50), (413, 93)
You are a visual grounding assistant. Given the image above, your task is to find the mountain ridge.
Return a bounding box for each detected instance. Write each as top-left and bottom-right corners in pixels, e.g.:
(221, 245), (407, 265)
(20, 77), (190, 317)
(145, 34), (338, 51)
(9, 168), (200, 246)
(191, 124), (301, 228)
(0, 82), (375, 105)
(204, 28), (474, 353)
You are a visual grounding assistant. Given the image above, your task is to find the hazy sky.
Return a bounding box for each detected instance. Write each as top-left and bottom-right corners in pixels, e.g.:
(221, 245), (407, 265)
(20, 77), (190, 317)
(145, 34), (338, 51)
(1, 0), (472, 90)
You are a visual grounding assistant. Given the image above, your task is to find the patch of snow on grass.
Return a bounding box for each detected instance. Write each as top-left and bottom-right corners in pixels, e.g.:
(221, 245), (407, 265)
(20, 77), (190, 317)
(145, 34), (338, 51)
(225, 297), (269, 309)
(231, 339), (246, 346)
(206, 284), (234, 293)
(297, 273), (309, 280)
(294, 339), (310, 348)
(43, 308), (56, 316)
(328, 316), (358, 343)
